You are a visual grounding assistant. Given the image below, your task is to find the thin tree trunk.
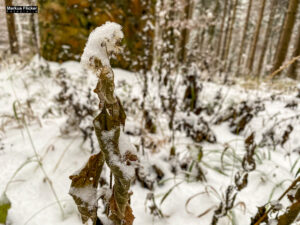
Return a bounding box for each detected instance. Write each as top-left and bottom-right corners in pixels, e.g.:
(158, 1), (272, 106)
(223, 0), (239, 70)
(246, 0), (266, 72)
(287, 24), (300, 79)
(221, 0), (232, 61)
(273, 1), (289, 64)
(30, 0), (39, 56)
(216, 0), (228, 57)
(207, 1), (220, 49)
(272, 0), (299, 75)
(180, 0), (194, 64)
(237, 0), (253, 73)
(30, 13), (39, 55)
(256, 0), (278, 77)
(5, 0), (19, 54)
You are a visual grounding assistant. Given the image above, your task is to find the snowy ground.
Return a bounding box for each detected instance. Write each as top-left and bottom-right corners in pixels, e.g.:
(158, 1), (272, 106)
(0, 56), (299, 225)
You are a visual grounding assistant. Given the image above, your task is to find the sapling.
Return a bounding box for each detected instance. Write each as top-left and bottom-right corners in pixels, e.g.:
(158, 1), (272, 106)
(69, 22), (137, 225)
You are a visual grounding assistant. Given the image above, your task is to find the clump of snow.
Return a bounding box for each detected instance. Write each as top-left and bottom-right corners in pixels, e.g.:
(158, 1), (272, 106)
(100, 128), (117, 141)
(81, 22), (124, 70)
(119, 129), (137, 156)
(270, 200), (283, 210)
(108, 151), (135, 181)
(268, 219), (279, 225)
(86, 219), (93, 225)
(98, 186), (112, 202)
(100, 128), (135, 181)
(69, 185), (97, 206)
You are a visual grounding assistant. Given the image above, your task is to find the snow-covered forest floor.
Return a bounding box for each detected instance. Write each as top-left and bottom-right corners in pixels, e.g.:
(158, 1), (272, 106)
(0, 56), (300, 225)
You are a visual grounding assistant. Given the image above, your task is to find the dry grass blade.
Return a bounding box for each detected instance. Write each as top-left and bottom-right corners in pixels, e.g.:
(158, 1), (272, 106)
(160, 181), (184, 205)
(185, 191), (208, 215)
(53, 136), (77, 173)
(11, 90), (65, 219)
(198, 206), (216, 218)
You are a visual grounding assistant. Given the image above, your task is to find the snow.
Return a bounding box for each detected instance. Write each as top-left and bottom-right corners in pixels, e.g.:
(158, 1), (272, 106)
(108, 151), (135, 181)
(86, 219), (93, 225)
(0, 56), (299, 225)
(81, 22), (124, 70)
(100, 128), (136, 180)
(69, 185), (97, 207)
(119, 129), (137, 156)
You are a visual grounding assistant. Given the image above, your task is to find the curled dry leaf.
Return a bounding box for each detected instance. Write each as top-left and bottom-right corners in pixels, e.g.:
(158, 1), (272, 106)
(69, 152), (105, 225)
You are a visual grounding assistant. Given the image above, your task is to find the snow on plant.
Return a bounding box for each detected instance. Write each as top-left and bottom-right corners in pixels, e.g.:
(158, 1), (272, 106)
(251, 176), (300, 225)
(211, 132), (257, 225)
(81, 22), (124, 72)
(69, 22), (137, 225)
(53, 68), (97, 152)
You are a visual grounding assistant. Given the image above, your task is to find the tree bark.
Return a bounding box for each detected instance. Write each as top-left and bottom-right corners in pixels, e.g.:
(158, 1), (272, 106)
(272, 0), (299, 76)
(5, 0), (19, 54)
(221, 0), (232, 61)
(207, 1), (220, 49)
(287, 24), (300, 79)
(30, 13), (39, 55)
(223, 0), (239, 70)
(246, 0), (266, 72)
(237, 0), (253, 73)
(216, 0), (228, 58)
(273, 1), (289, 64)
(180, 0), (194, 64)
(256, 0), (278, 77)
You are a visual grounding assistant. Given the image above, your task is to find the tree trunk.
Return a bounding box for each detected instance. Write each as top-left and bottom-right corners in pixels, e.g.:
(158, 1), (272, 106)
(287, 24), (300, 79)
(272, 0), (299, 75)
(273, 1), (289, 64)
(216, 0), (228, 58)
(158, 0), (176, 77)
(237, 0), (253, 73)
(207, 1), (220, 49)
(5, 0), (19, 54)
(29, 0), (39, 56)
(246, 0), (266, 72)
(223, 0), (239, 70)
(221, 0), (232, 61)
(180, 0), (194, 64)
(30, 13), (39, 55)
(256, 0), (278, 77)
